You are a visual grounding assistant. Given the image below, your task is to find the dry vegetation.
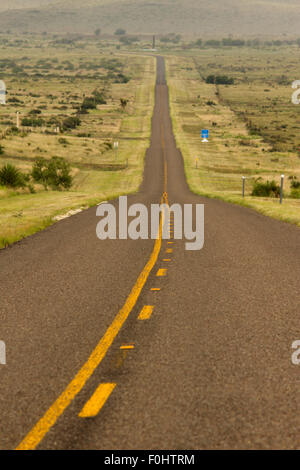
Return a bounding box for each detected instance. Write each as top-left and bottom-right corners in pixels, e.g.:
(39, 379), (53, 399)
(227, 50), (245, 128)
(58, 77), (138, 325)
(0, 34), (155, 248)
(166, 45), (300, 227)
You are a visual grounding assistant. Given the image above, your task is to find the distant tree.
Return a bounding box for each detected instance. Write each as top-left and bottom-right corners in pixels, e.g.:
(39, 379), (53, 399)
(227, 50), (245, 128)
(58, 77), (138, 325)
(95, 28), (101, 37)
(195, 39), (202, 47)
(222, 38), (245, 47)
(205, 39), (221, 47)
(115, 28), (126, 36)
(205, 74), (234, 85)
(61, 116), (81, 131)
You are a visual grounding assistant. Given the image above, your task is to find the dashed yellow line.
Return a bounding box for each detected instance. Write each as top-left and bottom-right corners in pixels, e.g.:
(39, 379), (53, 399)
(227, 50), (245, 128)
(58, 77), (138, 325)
(157, 268), (167, 277)
(138, 305), (154, 320)
(151, 287), (161, 291)
(78, 383), (116, 418)
(16, 200), (165, 450)
(166, 248), (173, 254)
(163, 259), (171, 262)
(120, 344), (135, 350)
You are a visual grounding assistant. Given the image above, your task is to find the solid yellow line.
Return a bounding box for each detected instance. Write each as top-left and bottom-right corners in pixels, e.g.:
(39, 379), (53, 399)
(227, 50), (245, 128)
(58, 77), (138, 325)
(78, 383), (116, 418)
(16, 209), (164, 450)
(157, 268), (167, 277)
(138, 305), (154, 320)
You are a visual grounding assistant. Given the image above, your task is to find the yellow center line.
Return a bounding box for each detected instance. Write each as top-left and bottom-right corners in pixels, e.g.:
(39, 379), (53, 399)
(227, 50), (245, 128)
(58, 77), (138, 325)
(17, 64), (171, 452)
(16, 201), (165, 450)
(78, 383), (116, 418)
(138, 305), (154, 320)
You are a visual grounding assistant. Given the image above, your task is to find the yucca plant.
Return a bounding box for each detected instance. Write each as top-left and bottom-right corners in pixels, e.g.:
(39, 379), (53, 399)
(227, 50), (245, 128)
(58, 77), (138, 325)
(0, 164), (25, 188)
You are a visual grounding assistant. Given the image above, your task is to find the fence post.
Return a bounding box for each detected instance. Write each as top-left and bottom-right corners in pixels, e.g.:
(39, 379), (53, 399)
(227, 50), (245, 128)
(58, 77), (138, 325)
(242, 176), (245, 197)
(280, 174), (284, 204)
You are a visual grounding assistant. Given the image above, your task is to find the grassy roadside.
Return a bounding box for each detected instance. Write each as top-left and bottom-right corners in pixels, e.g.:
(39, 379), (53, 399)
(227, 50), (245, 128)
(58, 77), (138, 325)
(0, 41), (156, 249)
(165, 51), (300, 228)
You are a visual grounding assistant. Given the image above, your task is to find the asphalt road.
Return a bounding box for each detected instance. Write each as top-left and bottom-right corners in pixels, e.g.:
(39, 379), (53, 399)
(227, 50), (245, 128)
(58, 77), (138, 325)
(0, 57), (300, 450)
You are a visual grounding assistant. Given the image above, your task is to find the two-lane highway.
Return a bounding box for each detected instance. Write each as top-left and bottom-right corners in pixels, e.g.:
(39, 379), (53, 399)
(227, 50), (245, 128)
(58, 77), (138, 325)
(0, 57), (300, 449)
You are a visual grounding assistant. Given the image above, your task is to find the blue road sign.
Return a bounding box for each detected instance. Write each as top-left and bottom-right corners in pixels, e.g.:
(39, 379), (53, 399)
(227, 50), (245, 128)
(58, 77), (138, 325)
(201, 129), (209, 139)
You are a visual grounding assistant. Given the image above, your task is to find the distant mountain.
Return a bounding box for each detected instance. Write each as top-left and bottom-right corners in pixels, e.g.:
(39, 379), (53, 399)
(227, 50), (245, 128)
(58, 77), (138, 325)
(0, 0), (299, 37)
(0, 0), (55, 9)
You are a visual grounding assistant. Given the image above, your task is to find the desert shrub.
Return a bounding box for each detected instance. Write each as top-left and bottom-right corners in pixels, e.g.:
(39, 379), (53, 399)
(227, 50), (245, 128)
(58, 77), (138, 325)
(205, 40), (221, 47)
(77, 132), (91, 138)
(81, 97), (97, 111)
(58, 137), (69, 145)
(115, 28), (126, 36)
(105, 71), (130, 83)
(290, 179), (300, 198)
(22, 117), (44, 127)
(28, 109), (42, 115)
(0, 145), (4, 155)
(92, 89), (106, 104)
(251, 179), (281, 197)
(32, 157), (72, 190)
(104, 142), (113, 150)
(290, 179), (300, 191)
(222, 38), (245, 47)
(7, 97), (22, 104)
(291, 179), (300, 189)
(120, 98), (129, 110)
(0, 164), (26, 188)
(119, 36), (138, 45)
(205, 74), (234, 85)
(61, 116), (80, 131)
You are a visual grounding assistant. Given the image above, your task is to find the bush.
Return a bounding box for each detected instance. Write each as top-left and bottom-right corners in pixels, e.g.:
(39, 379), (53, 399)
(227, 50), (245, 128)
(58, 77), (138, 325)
(61, 116), (81, 130)
(0, 164), (26, 188)
(115, 28), (126, 36)
(205, 74), (234, 85)
(22, 117), (44, 127)
(251, 179), (281, 198)
(205, 40), (221, 47)
(32, 157), (72, 190)
(290, 179), (300, 189)
(222, 38), (245, 47)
